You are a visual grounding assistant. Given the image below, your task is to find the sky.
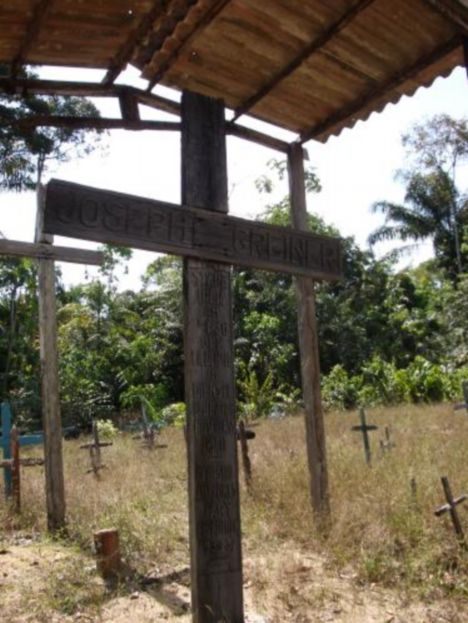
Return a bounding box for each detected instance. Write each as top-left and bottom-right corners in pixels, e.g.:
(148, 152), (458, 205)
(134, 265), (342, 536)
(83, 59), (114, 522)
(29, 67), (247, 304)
(0, 65), (466, 289)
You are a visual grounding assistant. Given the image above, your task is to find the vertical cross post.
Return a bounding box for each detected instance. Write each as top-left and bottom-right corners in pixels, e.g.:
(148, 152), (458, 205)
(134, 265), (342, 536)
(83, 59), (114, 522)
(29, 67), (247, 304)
(182, 90), (243, 623)
(351, 408), (378, 465)
(287, 143), (330, 520)
(435, 476), (467, 546)
(1, 402), (13, 495)
(238, 420), (252, 491)
(35, 185), (66, 531)
(10, 426), (20, 512)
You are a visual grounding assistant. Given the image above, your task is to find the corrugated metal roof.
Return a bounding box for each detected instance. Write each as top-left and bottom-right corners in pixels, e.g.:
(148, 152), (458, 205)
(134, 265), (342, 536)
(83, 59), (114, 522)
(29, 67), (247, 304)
(0, 0), (466, 143)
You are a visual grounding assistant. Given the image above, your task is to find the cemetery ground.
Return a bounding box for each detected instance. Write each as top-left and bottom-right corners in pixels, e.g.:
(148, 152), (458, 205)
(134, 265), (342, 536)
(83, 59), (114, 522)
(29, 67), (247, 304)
(1, 404), (467, 623)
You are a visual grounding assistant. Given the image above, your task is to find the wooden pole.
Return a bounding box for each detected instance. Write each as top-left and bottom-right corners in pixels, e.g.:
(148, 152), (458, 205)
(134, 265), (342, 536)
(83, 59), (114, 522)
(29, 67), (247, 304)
(181, 91), (244, 623)
(35, 185), (66, 532)
(287, 143), (330, 519)
(238, 420), (252, 490)
(11, 426), (20, 512)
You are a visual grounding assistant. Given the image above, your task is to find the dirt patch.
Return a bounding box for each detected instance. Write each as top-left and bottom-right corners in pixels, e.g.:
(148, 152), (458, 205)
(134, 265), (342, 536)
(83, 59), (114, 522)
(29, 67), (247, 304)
(0, 536), (465, 622)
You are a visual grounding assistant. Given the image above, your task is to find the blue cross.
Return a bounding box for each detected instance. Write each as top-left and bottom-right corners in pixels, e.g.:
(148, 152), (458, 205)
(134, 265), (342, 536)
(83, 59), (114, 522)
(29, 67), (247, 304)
(1, 402), (43, 496)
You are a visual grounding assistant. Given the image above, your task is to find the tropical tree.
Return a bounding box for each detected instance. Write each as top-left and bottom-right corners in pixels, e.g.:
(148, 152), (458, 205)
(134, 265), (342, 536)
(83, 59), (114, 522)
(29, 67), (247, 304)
(369, 169), (467, 280)
(0, 65), (103, 190)
(368, 115), (468, 279)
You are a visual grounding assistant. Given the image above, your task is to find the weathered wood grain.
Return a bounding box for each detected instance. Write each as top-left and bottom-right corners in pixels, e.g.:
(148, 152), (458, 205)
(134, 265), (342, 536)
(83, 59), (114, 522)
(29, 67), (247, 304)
(0, 239), (103, 265)
(44, 178), (342, 281)
(182, 90), (244, 623)
(35, 186), (66, 532)
(288, 143), (330, 520)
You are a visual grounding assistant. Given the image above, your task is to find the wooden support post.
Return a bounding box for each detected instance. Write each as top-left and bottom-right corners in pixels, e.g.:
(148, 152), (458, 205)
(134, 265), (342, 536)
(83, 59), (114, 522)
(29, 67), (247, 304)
(238, 420), (252, 490)
(11, 426), (20, 512)
(1, 402), (13, 496)
(182, 90), (244, 623)
(35, 185), (66, 532)
(435, 476), (467, 546)
(94, 528), (121, 578)
(351, 408), (378, 465)
(287, 143), (330, 519)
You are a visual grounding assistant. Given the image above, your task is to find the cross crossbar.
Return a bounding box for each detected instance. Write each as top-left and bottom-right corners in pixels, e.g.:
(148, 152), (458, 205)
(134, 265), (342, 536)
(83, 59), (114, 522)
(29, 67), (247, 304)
(44, 179), (342, 281)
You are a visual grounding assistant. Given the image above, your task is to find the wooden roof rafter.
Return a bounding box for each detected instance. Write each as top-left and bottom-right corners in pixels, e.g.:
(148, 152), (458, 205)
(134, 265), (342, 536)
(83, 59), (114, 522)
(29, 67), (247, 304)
(232, 0), (378, 122)
(423, 0), (468, 35)
(298, 35), (462, 144)
(102, 0), (170, 86)
(10, 0), (54, 79)
(145, 0), (233, 92)
(0, 77), (294, 154)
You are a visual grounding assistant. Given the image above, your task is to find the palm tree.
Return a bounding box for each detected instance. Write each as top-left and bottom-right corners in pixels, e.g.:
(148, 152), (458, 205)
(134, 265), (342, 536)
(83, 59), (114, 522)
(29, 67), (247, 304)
(368, 169), (467, 280)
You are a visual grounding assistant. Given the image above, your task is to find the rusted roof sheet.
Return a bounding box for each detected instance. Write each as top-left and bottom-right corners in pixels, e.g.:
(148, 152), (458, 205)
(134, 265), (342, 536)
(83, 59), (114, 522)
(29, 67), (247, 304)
(0, 0), (466, 143)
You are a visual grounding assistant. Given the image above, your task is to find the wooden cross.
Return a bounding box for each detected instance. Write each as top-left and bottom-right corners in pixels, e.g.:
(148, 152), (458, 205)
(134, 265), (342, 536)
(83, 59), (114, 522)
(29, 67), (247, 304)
(42, 91), (343, 623)
(1, 402), (43, 497)
(237, 420), (255, 490)
(0, 190), (104, 530)
(0, 426), (44, 511)
(379, 426), (395, 454)
(80, 420), (112, 477)
(351, 408), (378, 465)
(454, 381), (468, 415)
(434, 476), (467, 546)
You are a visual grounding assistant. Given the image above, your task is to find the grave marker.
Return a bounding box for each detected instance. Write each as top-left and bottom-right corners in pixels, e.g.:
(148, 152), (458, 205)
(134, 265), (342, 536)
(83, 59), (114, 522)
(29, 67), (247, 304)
(379, 426), (395, 454)
(1, 402), (43, 496)
(453, 381), (468, 415)
(80, 420), (112, 477)
(434, 476), (467, 546)
(351, 408), (378, 465)
(42, 91), (343, 623)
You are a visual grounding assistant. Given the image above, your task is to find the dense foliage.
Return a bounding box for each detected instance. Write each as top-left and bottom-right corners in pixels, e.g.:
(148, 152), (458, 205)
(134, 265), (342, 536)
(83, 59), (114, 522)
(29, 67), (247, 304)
(0, 116), (467, 427)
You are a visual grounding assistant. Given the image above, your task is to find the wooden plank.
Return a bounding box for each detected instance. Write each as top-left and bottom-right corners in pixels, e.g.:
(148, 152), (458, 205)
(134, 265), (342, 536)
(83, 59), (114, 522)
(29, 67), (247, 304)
(233, 0), (377, 121)
(11, 116), (181, 132)
(423, 0), (468, 35)
(44, 179), (342, 280)
(0, 79), (294, 153)
(35, 185), (66, 532)
(182, 90), (244, 623)
(0, 239), (104, 265)
(10, 0), (53, 77)
(287, 143), (330, 520)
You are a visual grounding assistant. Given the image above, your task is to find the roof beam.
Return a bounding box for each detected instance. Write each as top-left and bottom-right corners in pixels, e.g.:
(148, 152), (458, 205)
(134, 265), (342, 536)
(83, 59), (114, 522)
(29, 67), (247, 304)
(0, 78), (294, 152)
(299, 36), (462, 144)
(232, 0), (377, 122)
(10, 0), (54, 78)
(8, 116), (181, 132)
(145, 0), (232, 91)
(423, 0), (468, 35)
(102, 0), (169, 86)
(0, 78), (181, 116)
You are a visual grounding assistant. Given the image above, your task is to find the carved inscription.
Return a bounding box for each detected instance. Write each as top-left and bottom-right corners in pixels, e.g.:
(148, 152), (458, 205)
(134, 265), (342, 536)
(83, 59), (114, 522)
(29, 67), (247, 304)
(45, 179), (342, 280)
(186, 264), (240, 573)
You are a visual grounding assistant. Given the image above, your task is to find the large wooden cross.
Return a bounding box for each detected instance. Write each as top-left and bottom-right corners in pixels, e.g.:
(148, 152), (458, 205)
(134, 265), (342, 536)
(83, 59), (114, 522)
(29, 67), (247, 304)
(43, 91), (342, 623)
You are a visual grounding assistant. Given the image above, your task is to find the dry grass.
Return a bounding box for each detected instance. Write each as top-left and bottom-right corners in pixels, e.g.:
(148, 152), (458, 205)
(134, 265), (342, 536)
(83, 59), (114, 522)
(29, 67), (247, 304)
(1, 403), (468, 607)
